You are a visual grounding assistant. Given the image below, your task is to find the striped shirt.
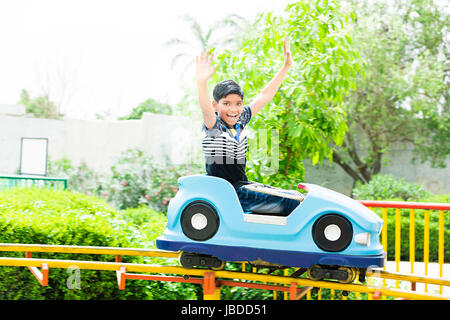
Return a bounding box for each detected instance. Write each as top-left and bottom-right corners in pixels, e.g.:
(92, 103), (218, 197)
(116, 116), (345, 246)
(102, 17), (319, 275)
(201, 105), (252, 189)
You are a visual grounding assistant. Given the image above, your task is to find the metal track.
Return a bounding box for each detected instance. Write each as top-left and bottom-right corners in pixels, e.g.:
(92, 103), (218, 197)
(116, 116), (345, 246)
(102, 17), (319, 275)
(0, 243), (448, 300)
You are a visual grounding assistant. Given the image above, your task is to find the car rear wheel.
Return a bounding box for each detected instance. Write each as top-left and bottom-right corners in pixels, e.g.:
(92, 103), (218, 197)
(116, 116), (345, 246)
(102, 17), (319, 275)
(181, 201), (219, 241)
(312, 214), (353, 252)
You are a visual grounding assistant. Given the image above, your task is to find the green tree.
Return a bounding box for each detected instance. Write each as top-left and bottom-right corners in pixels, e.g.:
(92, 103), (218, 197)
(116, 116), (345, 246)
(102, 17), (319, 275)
(213, 0), (360, 189)
(19, 89), (61, 119)
(118, 97), (173, 119)
(332, 0), (449, 185)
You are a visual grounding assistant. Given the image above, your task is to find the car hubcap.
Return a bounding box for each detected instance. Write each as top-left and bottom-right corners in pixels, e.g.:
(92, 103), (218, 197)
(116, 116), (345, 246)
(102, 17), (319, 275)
(324, 224), (341, 241)
(191, 213), (208, 230)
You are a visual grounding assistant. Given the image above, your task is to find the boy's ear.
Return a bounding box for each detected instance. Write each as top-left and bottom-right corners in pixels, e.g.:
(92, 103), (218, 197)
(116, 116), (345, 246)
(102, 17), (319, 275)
(212, 100), (218, 111)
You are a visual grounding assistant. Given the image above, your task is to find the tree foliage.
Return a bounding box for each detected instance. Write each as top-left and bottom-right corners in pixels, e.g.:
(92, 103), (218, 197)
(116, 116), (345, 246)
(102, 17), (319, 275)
(332, 0), (449, 184)
(352, 174), (430, 201)
(119, 97), (173, 119)
(19, 89), (62, 119)
(213, 0), (360, 188)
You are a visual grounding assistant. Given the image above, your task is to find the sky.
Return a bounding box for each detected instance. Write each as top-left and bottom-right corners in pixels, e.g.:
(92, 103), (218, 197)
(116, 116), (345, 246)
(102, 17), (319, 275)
(0, 0), (289, 119)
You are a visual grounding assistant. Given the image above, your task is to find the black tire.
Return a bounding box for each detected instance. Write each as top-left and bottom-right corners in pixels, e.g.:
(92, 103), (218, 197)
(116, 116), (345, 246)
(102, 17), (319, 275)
(312, 213), (353, 252)
(181, 201), (219, 241)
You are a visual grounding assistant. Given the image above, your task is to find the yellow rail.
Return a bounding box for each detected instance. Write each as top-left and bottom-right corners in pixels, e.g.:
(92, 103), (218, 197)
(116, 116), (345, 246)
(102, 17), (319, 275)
(0, 243), (179, 258)
(366, 269), (450, 287)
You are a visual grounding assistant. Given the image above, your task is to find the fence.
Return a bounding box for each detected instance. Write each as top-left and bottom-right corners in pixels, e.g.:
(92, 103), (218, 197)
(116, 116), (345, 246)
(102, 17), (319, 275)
(359, 200), (449, 297)
(0, 174), (67, 191)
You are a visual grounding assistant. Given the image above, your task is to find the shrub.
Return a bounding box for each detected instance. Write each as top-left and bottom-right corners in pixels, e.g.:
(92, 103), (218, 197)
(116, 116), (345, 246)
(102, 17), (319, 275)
(102, 148), (202, 211)
(47, 156), (105, 196)
(118, 205), (166, 228)
(0, 187), (197, 300)
(352, 174), (431, 201)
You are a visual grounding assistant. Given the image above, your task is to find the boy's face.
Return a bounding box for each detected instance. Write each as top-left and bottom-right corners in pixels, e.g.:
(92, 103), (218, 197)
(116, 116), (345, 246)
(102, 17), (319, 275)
(212, 94), (244, 127)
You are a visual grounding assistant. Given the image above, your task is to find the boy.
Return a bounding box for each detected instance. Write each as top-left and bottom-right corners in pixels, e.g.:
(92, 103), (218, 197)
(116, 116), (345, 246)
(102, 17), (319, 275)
(196, 38), (300, 216)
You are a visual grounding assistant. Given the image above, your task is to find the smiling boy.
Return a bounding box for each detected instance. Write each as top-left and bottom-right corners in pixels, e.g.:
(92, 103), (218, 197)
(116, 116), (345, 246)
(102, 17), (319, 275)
(196, 38), (300, 216)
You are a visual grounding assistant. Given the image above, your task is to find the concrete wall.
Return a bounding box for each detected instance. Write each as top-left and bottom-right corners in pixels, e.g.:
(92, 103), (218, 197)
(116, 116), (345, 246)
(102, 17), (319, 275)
(0, 110), (203, 175)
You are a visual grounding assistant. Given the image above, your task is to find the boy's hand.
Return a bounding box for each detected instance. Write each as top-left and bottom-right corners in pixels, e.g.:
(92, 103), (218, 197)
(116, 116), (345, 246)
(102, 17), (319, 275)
(250, 38), (293, 116)
(195, 51), (217, 82)
(283, 37), (293, 69)
(196, 51), (217, 129)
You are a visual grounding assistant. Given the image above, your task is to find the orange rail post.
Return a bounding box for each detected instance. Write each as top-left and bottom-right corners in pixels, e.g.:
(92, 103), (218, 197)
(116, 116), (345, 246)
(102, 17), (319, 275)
(203, 272), (220, 300)
(289, 282), (297, 300)
(373, 289), (382, 300)
(25, 252), (48, 286)
(117, 266), (126, 290)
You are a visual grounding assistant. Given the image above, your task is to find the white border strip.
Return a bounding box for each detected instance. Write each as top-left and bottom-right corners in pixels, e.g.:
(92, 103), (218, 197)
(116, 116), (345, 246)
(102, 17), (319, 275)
(243, 214), (287, 226)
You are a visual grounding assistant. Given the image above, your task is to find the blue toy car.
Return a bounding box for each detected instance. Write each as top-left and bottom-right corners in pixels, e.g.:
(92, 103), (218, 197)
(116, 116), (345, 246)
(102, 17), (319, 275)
(156, 174), (385, 283)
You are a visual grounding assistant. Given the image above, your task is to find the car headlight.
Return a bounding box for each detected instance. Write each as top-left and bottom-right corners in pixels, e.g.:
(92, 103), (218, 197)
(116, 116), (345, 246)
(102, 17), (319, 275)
(354, 232), (371, 246)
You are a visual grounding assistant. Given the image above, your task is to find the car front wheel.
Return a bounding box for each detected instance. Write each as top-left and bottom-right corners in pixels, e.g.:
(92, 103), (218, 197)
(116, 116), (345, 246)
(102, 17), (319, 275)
(312, 213), (353, 252)
(181, 201), (219, 241)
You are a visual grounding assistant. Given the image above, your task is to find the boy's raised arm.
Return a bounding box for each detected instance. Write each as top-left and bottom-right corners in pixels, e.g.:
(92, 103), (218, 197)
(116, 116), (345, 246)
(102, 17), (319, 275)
(196, 51), (217, 130)
(250, 38), (293, 116)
